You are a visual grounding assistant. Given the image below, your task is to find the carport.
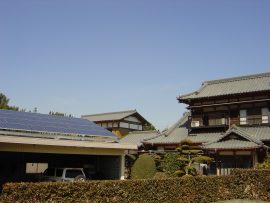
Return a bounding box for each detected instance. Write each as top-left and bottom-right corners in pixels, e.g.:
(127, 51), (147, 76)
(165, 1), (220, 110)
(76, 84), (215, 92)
(0, 109), (136, 186)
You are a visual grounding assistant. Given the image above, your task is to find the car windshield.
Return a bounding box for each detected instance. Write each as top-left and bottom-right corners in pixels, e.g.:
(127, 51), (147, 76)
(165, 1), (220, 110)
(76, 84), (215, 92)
(43, 168), (55, 176)
(65, 169), (83, 178)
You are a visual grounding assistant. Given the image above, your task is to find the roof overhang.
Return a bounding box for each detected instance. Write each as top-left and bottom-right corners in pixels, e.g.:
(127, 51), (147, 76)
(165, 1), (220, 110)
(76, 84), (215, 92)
(0, 135), (137, 152)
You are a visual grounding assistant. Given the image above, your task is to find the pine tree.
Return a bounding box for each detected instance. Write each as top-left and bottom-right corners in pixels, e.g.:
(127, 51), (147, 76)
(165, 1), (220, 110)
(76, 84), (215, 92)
(175, 139), (213, 177)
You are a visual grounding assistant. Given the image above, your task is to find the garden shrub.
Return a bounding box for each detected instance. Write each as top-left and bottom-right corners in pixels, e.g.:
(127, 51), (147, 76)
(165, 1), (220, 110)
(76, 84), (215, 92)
(256, 154), (270, 169)
(162, 152), (181, 177)
(131, 154), (156, 179)
(1, 169), (270, 203)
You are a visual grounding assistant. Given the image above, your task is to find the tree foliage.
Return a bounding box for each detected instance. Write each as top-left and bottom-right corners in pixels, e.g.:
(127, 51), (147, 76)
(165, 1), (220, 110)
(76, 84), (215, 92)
(256, 154), (270, 169)
(175, 139), (213, 177)
(143, 124), (156, 131)
(162, 153), (182, 177)
(0, 93), (19, 111)
(49, 111), (73, 117)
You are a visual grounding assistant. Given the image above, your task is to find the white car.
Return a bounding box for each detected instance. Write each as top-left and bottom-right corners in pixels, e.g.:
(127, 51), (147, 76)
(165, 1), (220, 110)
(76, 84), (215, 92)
(42, 168), (87, 182)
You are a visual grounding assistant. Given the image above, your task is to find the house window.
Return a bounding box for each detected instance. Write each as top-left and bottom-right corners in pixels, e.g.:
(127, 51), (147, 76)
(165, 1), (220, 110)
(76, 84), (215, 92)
(262, 108), (269, 124)
(247, 108), (261, 125)
(240, 110), (247, 125)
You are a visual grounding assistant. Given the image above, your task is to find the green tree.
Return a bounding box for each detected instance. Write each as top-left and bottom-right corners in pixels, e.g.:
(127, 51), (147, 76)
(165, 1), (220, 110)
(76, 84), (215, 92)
(256, 153), (270, 169)
(0, 93), (19, 111)
(175, 139), (213, 177)
(49, 111), (73, 117)
(162, 152), (182, 177)
(143, 124), (156, 131)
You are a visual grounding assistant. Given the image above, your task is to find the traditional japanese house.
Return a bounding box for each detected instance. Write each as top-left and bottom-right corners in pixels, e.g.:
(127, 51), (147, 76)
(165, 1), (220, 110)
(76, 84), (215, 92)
(178, 72), (270, 175)
(82, 110), (151, 138)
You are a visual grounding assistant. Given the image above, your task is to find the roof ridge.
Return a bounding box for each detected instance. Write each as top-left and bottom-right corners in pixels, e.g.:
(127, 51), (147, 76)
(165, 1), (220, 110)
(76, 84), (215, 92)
(142, 132), (163, 142)
(82, 109), (136, 117)
(165, 112), (189, 135)
(205, 72), (270, 85)
(228, 126), (261, 144)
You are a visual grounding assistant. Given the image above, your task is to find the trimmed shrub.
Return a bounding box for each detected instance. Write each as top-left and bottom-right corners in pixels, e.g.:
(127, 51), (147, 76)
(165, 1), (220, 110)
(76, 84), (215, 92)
(1, 169), (270, 203)
(162, 152), (181, 177)
(131, 154), (156, 179)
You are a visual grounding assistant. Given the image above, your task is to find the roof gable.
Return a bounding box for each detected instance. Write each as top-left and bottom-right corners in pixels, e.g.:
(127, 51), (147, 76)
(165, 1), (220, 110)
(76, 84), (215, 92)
(206, 125), (263, 145)
(82, 110), (150, 125)
(142, 112), (189, 145)
(203, 125), (265, 150)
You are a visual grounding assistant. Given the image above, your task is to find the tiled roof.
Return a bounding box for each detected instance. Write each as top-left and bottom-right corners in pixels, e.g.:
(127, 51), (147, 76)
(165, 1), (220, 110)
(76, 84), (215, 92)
(119, 130), (159, 146)
(189, 126), (270, 145)
(82, 109), (150, 125)
(223, 126), (263, 145)
(143, 128), (188, 144)
(238, 126), (270, 141)
(178, 72), (270, 101)
(187, 132), (223, 144)
(202, 125), (265, 150)
(203, 139), (261, 150)
(82, 110), (137, 122)
(142, 112), (190, 144)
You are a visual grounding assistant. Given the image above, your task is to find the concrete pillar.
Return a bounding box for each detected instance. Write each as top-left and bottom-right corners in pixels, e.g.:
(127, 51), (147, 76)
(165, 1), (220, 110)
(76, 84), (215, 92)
(120, 154), (125, 180)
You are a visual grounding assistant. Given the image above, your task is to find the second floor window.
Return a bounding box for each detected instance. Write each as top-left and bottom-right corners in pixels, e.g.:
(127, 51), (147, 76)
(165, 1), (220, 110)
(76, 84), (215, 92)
(262, 108), (269, 124)
(240, 109), (247, 125)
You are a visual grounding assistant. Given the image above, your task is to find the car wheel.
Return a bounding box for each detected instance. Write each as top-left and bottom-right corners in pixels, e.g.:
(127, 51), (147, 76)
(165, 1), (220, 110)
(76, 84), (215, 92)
(74, 175), (86, 182)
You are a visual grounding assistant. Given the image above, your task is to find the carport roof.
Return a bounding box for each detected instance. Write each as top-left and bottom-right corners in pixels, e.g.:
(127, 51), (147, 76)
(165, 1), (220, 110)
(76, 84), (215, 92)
(0, 109), (115, 138)
(0, 134), (137, 150)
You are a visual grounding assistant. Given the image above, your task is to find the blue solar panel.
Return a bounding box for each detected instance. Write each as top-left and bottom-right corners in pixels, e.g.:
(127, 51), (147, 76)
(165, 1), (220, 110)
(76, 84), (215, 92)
(0, 109), (115, 137)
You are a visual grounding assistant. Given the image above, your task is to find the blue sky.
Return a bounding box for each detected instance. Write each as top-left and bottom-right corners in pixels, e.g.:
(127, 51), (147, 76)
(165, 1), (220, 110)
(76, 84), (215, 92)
(1, 1), (270, 130)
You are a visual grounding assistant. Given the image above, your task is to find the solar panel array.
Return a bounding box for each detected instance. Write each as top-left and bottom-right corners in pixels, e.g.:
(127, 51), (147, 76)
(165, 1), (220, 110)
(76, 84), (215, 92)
(0, 109), (115, 137)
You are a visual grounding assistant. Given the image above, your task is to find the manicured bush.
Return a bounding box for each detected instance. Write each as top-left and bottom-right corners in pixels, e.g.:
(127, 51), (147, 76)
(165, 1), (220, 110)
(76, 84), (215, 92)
(1, 169), (270, 203)
(162, 152), (181, 177)
(177, 140), (213, 177)
(131, 154), (156, 179)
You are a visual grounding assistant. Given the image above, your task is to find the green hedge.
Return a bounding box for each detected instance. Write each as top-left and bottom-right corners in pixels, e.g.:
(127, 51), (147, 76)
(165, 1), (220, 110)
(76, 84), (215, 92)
(1, 169), (270, 203)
